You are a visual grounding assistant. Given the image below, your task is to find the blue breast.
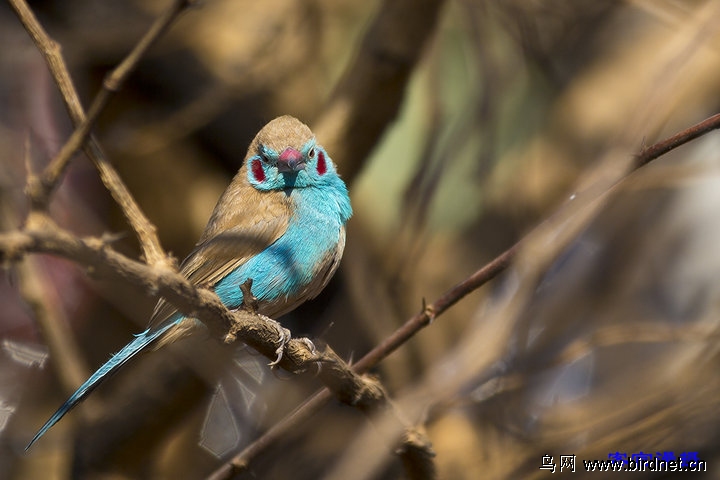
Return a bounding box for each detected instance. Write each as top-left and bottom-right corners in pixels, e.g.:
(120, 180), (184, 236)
(213, 177), (351, 313)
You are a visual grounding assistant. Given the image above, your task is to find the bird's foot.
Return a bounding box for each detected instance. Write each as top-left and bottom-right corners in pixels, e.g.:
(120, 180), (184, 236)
(261, 315), (291, 367)
(299, 337), (317, 356)
(300, 337), (323, 375)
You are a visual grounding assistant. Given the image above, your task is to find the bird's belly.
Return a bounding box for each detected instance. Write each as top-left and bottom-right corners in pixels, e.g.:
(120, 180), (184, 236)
(212, 211), (343, 317)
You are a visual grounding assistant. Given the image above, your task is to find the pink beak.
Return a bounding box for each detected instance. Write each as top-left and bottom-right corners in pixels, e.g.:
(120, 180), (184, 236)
(277, 148), (305, 172)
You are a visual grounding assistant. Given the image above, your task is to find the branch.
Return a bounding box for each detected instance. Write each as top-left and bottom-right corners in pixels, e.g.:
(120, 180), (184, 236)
(6, 218), (426, 475)
(11, 1), (434, 476)
(3, 213), (303, 362)
(634, 112), (720, 168)
(4, 214), (430, 474)
(8, 0), (194, 266)
(28, 0), (193, 202)
(354, 242), (520, 374)
(210, 110), (720, 476)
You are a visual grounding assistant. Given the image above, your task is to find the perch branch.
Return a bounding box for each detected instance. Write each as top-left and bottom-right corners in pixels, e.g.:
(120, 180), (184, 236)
(2, 215), (429, 474)
(10, 2), (431, 476)
(211, 109), (720, 476)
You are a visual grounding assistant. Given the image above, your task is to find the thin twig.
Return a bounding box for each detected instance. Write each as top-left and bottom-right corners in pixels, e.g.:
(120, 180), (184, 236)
(36, 0), (194, 202)
(635, 112), (720, 168)
(355, 242), (520, 374)
(8, 0), (192, 266)
(206, 389), (332, 480)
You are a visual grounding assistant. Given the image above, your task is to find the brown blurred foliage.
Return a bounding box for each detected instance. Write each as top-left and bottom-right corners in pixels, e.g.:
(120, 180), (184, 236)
(3, 0), (720, 479)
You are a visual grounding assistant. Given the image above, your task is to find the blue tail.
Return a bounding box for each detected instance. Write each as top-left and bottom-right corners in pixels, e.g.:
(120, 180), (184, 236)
(26, 321), (177, 450)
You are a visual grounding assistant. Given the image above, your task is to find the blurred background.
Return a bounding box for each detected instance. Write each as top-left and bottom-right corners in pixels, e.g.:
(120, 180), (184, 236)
(2, 0), (720, 478)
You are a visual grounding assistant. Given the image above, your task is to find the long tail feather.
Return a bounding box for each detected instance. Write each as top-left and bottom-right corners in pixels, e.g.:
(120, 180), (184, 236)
(26, 321), (176, 450)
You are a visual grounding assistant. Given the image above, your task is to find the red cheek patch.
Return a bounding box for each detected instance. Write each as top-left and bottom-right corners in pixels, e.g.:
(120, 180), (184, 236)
(317, 151), (327, 175)
(251, 159), (266, 182)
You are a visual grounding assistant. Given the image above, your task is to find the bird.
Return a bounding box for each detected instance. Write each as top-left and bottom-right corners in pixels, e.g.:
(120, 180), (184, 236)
(26, 115), (352, 449)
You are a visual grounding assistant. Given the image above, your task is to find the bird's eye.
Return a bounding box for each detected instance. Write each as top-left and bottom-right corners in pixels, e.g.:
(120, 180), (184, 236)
(308, 147), (316, 159)
(258, 145), (271, 162)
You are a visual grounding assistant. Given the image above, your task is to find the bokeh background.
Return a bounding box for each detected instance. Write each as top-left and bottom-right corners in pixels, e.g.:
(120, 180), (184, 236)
(2, 0), (720, 478)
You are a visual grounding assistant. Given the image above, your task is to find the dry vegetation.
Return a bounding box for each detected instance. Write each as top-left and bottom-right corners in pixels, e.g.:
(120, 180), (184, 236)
(1, 0), (720, 479)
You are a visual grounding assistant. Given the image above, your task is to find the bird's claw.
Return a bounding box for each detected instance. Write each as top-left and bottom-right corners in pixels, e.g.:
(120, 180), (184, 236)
(299, 337), (317, 356)
(262, 315), (291, 367)
(300, 338), (323, 376)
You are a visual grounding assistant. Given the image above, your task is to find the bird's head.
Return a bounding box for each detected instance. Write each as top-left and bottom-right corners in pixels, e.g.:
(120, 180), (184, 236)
(245, 116), (337, 191)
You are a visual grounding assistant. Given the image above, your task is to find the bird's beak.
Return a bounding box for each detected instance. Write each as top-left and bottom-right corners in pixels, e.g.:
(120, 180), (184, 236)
(277, 148), (306, 172)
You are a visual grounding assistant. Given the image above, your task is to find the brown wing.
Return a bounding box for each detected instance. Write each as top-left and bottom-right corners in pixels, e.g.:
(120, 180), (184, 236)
(149, 170), (292, 328)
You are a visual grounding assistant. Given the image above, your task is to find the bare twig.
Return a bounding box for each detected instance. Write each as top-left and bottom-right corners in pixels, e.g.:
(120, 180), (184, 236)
(31, 0), (194, 203)
(635, 112), (720, 168)
(8, 0), (194, 266)
(355, 242), (520, 374)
